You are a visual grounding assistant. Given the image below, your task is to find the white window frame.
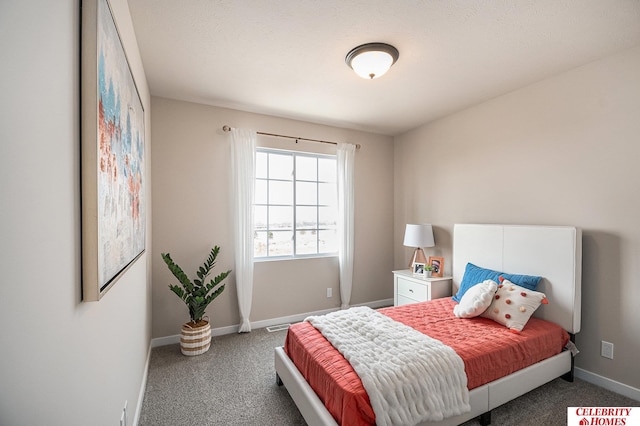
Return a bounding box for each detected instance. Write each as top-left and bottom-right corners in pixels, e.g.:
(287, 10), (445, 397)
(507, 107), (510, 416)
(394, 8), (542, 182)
(254, 147), (338, 260)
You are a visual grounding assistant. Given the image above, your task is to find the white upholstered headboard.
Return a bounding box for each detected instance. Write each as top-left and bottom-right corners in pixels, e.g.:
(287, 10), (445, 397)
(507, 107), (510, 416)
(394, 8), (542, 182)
(453, 224), (582, 334)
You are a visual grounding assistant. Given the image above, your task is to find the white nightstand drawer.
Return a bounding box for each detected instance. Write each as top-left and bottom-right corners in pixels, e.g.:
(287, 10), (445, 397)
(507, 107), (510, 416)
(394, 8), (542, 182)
(393, 270), (452, 306)
(397, 276), (428, 300)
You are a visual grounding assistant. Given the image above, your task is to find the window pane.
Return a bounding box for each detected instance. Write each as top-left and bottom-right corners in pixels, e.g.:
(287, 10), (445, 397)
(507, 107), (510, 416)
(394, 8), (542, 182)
(269, 180), (293, 204)
(296, 156), (317, 181)
(318, 158), (336, 182)
(254, 205), (267, 230)
(296, 230), (317, 255)
(296, 206), (317, 228)
(319, 206), (337, 228)
(254, 149), (338, 259)
(269, 230), (293, 256)
(318, 229), (338, 253)
(296, 181), (317, 205)
(318, 182), (336, 206)
(268, 206), (292, 229)
(268, 153), (293, 180)
(256, 152), (268, 179)
(255, 179), (267, 204)
(254, 231), (268, 257)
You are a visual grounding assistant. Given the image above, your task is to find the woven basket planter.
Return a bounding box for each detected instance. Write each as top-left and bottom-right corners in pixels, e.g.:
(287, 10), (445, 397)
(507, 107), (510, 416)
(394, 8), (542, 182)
(180, 320), (211, 356)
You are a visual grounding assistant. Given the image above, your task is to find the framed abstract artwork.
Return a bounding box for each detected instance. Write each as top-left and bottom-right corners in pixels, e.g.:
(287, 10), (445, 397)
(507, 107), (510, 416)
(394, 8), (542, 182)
(81, 0), (145, 301)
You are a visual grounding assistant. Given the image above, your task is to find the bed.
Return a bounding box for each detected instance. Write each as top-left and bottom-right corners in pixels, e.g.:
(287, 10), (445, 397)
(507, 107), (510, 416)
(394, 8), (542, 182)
(275, 224), (582, 426)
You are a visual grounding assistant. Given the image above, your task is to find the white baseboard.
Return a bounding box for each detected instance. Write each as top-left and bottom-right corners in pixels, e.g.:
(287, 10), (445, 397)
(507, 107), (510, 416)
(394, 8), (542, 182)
(132, 343), (152, 426)
(575, 367), (640, 401)
(150, 298), (394, 348)
(355, 298), (394, 309)
(151, 324), (239, 347)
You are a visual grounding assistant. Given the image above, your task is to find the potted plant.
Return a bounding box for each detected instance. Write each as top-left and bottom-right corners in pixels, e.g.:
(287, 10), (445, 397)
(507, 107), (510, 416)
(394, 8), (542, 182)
(424, 264), (433, 277)
(161, 245), (231, 356)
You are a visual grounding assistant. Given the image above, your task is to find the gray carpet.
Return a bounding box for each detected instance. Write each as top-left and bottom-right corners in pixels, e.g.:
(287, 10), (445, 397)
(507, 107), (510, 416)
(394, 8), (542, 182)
(139, 328), (637, 425)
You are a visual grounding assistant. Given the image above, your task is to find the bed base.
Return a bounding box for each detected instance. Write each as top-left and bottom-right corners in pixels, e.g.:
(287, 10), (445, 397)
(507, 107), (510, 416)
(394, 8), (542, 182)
(561, 333), (576, 382)
(275, 346), (572, 426)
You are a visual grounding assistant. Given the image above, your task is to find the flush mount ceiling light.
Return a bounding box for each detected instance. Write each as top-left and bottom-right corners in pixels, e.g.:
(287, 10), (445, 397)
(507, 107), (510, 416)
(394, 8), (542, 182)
(345, 42), (399, 80)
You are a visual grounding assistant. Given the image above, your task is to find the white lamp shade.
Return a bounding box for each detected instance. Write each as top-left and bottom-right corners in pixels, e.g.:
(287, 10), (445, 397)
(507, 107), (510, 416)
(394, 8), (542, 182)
(403, 224), (435, 248)
(350, 50), (394, 79)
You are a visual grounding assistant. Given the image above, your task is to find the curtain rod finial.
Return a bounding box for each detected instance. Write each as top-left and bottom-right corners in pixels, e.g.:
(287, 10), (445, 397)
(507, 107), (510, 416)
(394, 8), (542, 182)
(222, 125), (232, 132)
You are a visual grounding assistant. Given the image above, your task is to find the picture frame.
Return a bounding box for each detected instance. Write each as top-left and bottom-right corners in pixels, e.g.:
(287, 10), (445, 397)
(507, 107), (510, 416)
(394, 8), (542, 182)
(428, 256), (444, 278)
(81, 0), (146, 301)
(413, 262), (426, 275)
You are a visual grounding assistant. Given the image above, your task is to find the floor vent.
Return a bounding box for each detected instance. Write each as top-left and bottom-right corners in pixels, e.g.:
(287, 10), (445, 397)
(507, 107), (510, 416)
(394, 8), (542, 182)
(266, 324), (291, 333)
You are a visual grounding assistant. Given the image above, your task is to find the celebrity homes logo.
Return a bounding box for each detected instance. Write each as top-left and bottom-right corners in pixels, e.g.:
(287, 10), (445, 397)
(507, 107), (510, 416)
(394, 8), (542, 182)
(567, 407), (639, 425)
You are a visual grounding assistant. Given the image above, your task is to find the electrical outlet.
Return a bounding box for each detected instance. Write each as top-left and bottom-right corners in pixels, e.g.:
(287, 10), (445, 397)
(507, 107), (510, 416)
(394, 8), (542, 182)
(601, 341), (614, 359)
(326, 288), (332, 298)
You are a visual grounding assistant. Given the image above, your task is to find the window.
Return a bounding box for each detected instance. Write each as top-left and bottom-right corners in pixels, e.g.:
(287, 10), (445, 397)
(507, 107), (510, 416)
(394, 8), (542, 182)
(254, 148), (338, 258)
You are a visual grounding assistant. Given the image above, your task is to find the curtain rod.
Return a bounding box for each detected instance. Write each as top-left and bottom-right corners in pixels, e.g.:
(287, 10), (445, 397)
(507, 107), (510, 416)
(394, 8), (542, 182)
(222, 125), (360, 150)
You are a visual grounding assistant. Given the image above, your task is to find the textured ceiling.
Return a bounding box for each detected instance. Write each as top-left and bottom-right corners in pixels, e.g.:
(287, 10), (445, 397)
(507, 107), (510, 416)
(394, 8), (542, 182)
(128, 0), (640, 136)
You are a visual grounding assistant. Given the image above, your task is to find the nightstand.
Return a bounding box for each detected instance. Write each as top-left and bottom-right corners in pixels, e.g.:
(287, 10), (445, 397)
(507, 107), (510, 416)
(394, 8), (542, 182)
(393, 269), (452, 306)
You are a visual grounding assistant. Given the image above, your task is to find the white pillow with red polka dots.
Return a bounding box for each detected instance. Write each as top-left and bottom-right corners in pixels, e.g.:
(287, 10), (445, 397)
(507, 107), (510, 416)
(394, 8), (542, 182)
(481, 278), (548, 333)
(453, 279), (498, 318)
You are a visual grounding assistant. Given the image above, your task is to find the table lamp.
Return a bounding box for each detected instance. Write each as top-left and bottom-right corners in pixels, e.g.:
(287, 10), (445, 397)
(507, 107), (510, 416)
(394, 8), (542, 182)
(403, 224), (435, 268)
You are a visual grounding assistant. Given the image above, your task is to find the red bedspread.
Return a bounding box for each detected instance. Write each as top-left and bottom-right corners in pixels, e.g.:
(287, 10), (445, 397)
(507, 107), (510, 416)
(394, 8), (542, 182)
(284, 298), (569, 426)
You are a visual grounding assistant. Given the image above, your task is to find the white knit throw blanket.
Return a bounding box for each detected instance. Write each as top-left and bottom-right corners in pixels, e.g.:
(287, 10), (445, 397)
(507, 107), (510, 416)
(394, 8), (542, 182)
(306, 307), (470, 426)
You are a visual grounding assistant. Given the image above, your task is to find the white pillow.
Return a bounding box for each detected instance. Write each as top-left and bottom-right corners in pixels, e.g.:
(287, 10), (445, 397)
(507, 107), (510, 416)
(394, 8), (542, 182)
(481, 279), (548, 333)
(453, 279), (498, 318)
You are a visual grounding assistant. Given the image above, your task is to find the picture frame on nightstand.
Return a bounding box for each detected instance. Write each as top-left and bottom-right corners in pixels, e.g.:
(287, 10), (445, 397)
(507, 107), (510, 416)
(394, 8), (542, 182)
(428, 256), (444, 277)
(413, 262), (426, 275)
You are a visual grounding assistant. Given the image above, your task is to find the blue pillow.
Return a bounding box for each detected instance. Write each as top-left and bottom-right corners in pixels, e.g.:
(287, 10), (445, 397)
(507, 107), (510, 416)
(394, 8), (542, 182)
(452, 263), (542, 302)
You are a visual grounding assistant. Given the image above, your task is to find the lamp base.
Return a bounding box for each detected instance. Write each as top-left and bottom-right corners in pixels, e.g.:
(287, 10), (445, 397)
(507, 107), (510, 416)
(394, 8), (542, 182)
(408, 248), (428, 269)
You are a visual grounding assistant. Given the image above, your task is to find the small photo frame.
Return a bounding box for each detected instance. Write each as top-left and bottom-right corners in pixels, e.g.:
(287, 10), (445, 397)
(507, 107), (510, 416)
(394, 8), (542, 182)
(428, 256), (444, 277)
(413, 262), (426, 275)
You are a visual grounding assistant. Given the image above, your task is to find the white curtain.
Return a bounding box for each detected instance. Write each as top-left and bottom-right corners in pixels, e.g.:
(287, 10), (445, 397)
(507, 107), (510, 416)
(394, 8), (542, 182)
(337, 143), (356, 309)
(230, 128), (256, 332)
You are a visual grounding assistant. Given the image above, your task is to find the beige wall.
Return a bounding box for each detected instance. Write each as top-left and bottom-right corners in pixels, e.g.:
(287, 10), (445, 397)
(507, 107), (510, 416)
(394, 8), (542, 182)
(151, 97), (394, 338)
(394, 46), (640, 391)
(0, 0), (152, 425)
